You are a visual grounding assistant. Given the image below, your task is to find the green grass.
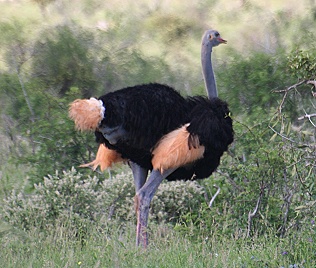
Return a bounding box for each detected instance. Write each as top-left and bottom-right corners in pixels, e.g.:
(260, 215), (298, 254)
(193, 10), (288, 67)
(0, 222), (314, 268)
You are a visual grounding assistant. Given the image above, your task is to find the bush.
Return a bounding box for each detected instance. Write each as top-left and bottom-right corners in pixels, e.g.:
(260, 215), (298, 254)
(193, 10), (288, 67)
(217, 50), (294, 118)
(1, 167), (206, 235)
(2, 168), (103, 232)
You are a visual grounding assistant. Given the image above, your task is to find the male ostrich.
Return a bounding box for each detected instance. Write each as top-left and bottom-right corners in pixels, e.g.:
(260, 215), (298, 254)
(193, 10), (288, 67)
(69, 29), (233, 248)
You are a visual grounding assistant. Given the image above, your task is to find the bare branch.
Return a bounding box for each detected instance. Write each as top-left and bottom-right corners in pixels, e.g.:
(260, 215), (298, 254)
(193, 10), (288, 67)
(306, 80), (316, 88)
(209, 185), (220, 208)
(274, 80), (308, 93)
(247, 187), (264, 238)
(278, 90), (288, 114)
(268, 126), (298, 144)
(274, 80), (316, 113)
(298, 113), (316, 127)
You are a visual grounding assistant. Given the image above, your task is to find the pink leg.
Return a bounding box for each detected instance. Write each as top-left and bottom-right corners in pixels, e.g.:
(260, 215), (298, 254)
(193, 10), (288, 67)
(135, 194), (149, 247)
(129, 162), (149, 246)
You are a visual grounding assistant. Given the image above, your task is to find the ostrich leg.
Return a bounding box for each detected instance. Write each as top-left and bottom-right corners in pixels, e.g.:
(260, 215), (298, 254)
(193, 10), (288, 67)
(130, 162), (148, 192)
(129, 161), (148, 246)
(135, 168), (175, 248)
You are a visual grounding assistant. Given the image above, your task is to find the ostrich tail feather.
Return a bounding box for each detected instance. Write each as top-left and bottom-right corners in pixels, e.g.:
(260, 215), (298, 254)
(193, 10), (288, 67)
(69, 98), (105, 131)
(152, 124), (205, 172)
(79, 144), (123, 171)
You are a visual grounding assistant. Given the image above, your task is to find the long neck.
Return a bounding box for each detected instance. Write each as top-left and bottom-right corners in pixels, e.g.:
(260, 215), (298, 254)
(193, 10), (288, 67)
(201, 43), (217, 99)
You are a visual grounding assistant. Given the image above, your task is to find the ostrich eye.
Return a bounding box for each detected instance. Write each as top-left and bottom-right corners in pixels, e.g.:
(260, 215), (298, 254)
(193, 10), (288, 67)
(215, 32), (220, 37)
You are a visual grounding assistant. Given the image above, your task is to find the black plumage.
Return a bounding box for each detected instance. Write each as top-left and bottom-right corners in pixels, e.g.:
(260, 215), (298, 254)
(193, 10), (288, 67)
(94, 83), (233, 181)
(95, 83), (188, 170)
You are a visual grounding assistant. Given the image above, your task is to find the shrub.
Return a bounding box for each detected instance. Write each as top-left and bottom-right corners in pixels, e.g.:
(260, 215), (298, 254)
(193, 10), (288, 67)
(1, 167), (206, 235)
(2, 168), (103, 232)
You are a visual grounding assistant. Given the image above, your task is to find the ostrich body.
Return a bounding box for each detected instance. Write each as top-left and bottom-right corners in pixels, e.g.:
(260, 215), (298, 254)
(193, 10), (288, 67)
(69, 30), (233, 247)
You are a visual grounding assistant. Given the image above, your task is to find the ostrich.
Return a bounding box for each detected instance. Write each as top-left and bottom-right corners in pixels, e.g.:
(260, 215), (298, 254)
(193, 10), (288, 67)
(69, 29), (233, 248)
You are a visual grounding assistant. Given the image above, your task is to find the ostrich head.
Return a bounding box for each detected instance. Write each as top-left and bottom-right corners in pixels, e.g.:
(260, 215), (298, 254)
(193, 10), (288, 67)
(202, 29), (227, 50)
(201, 29), (227, 98)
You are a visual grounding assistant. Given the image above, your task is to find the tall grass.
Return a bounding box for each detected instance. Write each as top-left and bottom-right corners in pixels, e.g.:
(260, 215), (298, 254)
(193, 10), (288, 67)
(0, 221), (314, 268)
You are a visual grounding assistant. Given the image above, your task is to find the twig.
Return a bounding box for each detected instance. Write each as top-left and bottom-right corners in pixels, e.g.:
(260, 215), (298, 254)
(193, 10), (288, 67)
(274, 80), (314, 114)
(268, 126), (298, 144)
(247, 187), (264, 238)
(209, 185), (220, 208)
(268, 125), (311, 148)
(306, 80), (316, 88)
(278, 90), (288, 114)
(298, 113), (316, 127)
(274, 80), (308, 93)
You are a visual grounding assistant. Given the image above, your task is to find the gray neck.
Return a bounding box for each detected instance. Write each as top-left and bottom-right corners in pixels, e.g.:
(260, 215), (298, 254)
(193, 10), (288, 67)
(201, 43), (217, 98)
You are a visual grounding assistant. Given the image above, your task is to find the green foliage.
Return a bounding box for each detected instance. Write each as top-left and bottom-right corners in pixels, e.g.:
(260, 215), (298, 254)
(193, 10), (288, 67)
(152, 180), (204, 223)
(2, 168), (102, 232)
(288, 49), (316, 80)
(31, 24), (97, 97)
(173, 113), (316, 240)
(217, 50), (294, 117)
(1, 168), (206, 234)
(98, 47), (173, 92)
(6, 87), (96, 182)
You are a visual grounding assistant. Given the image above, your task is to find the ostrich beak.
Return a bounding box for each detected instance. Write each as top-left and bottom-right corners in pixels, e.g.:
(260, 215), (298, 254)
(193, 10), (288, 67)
(218, 37), (227, 44)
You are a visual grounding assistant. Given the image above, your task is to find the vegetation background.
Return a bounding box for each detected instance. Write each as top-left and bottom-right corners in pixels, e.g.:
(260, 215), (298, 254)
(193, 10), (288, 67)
(0, 0), (316, 267)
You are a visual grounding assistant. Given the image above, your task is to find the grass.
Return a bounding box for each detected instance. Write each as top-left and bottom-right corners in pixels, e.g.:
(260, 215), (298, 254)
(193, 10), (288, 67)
(0, 221), (314, 268)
